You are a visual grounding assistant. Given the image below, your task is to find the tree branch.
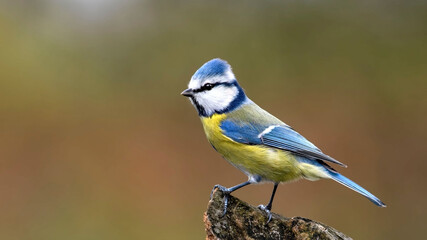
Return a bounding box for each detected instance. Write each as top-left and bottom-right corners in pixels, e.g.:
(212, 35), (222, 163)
(204, 189), (352, 240)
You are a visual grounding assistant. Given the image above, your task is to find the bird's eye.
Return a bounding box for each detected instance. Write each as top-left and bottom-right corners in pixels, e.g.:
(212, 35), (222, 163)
(203, 83), (214, 91)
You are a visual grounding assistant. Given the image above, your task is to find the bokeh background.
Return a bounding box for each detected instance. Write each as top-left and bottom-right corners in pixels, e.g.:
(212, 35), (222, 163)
(1, 0), (426, 239)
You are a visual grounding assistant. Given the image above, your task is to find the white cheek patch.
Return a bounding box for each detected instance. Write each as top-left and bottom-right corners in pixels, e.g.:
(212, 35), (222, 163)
(194, 85), (238, 116)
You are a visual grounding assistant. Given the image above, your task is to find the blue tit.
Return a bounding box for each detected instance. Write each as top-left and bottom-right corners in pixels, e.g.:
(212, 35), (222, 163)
(181, 58), (386, 222)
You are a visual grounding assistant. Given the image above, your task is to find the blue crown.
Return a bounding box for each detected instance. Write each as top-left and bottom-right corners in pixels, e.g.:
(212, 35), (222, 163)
(192, 58), (231, 80)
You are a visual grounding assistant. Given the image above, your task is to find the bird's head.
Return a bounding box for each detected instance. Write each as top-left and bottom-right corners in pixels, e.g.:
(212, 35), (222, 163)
(181, 58), (247, 117)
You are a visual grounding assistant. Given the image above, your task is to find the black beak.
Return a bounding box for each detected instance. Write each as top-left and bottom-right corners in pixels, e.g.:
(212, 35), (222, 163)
(181, 88), (194, 97)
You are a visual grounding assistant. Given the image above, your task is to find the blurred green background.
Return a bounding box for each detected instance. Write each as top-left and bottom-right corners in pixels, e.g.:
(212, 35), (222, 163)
(0, 0), (426, 239)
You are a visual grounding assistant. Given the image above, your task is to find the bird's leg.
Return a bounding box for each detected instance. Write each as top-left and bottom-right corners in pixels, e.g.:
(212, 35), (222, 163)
(211, 181), (252, 217)
(258, 182), (279, 223)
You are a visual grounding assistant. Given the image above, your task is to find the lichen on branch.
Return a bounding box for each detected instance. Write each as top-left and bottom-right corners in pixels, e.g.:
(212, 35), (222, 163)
(204, 189), (352, 240)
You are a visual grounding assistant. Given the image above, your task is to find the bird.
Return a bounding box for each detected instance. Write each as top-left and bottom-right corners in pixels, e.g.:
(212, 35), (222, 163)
(181, 58), (386, 222)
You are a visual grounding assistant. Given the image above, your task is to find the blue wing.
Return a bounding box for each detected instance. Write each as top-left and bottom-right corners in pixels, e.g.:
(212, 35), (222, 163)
(220, 120), (262, 145)
(220, 119), (346, 167)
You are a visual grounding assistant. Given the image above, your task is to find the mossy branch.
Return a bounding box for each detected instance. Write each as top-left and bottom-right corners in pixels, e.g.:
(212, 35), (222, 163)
(204, 189), (352, 240)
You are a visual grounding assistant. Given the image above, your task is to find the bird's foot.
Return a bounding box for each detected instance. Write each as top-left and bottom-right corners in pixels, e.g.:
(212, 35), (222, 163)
(211, 184), (231, 217)
(258, 204), (272, 224)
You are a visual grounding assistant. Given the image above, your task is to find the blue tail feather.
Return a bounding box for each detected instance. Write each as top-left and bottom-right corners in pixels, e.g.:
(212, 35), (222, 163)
(328, 171), (386, 207)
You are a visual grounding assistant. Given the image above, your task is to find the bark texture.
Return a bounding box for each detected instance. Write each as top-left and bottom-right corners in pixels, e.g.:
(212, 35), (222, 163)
(204, 189), (352, 240)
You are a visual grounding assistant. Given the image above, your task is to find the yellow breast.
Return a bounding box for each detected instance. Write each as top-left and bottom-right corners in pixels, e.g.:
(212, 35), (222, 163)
(200, 114), (303, 182)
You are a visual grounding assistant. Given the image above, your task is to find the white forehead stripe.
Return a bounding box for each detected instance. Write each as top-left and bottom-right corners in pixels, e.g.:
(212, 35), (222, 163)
(258, 125), (281, 138)
(188, 69), (236, 90)
(224, 69), (235, 80)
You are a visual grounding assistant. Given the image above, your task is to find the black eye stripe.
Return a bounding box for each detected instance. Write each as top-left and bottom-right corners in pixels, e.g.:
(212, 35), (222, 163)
(203, 83), (214, 90)
(193, 83), (216, 93)
(193, 81), (236, 93)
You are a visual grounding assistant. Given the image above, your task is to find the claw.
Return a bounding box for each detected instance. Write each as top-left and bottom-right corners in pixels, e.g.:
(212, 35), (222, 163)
(258, 204), (272, 224)
(210, 184), (231, 217)
(210, 184), (229, 199)
(222, 194), (229, 217)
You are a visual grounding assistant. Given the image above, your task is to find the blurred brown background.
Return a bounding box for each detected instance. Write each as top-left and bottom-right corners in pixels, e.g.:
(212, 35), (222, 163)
(0, 0), (426, 239)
